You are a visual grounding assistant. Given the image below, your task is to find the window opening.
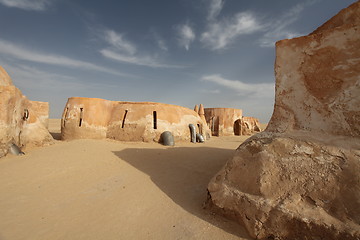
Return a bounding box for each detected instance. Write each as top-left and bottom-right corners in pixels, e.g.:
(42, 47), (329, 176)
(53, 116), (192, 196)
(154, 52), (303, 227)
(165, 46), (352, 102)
(79, 108), (83, 127)
(211, 117), (215, 132)
(122, 110), (128, 128)
(63, 107), (68, 127)
(23, 109), (29, 121)
(153, 111), (157, 129)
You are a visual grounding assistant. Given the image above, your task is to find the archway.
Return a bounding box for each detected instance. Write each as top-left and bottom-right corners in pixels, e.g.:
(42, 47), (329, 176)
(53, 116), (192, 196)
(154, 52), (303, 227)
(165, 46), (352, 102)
(234, 119), (241, 136)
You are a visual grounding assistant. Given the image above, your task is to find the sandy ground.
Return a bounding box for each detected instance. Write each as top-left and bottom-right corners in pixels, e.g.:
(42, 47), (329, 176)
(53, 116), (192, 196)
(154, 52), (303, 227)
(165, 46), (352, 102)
(0, 119), (258, 240)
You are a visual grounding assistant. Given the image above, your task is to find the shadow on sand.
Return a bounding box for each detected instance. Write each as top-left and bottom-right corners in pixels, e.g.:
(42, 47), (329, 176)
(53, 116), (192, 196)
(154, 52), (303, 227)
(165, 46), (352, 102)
(113, 146), (251, 239)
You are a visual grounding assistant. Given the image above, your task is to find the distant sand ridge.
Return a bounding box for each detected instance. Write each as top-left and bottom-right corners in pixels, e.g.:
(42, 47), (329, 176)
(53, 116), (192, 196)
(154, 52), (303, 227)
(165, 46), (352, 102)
(207, 1), (360, 239)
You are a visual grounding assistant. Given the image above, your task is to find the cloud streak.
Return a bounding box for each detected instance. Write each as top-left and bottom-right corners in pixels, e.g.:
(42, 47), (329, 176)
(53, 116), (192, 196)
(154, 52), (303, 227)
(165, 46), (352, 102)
(259, 0), (319, 47)
(0, 39), (129, 77)
(201, 12), (263, 50)
(104, 30), (137, 55)
(100, 49), (184, 68)
(176, 24), (196, 51)
(100, 29), (183, 68)
(201, 74), (274, 97)
(0, 0), (52, 11)
(207, 0), (224, 21)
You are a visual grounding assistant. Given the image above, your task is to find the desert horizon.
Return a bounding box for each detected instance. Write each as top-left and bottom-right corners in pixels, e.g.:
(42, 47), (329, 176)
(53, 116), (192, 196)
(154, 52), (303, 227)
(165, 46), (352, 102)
(1, 0), (359, 239)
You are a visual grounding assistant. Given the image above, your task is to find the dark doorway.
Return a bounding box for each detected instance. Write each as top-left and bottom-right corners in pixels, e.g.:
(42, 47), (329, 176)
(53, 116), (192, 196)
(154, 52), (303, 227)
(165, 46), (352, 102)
(79, 108), (83, 127)
(234, 119), (241, 136)
(211, 116), (219, 136)
(153, 111), (157, 129)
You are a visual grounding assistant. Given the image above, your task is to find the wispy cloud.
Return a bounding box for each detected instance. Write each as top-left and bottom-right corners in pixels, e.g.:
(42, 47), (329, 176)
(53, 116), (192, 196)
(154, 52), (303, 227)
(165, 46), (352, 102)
(157, 38), (168, 51)
(176, 24), (196, 51)
(100, 49), (183, 68)
(100, 29), (183, 68)
(150, 30), (168, 51)
(0, 39), (129, 77)
(104, 30), (137, 55)
(1, 63), (79, 90)
(259, 1), (319, 47)
(201, 74), (274, 97)
(1, 63), (120, 95)
(201, 12), (263, 50)
(0, 0), (52, 11)
(207, 0), (224, 21)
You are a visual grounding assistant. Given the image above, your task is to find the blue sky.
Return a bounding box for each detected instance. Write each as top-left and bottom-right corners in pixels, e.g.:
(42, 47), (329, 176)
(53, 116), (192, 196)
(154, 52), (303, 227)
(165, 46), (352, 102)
(0, 0), (356, 122)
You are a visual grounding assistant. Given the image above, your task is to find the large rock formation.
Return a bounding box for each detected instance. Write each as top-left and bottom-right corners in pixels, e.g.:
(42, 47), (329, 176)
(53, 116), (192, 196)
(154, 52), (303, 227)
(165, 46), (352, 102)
(0, 66), (53, 157)
(207, 2), (360, 239)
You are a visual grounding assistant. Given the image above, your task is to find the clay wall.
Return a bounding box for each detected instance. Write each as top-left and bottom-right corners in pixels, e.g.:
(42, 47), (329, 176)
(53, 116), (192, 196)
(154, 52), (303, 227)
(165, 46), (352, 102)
(0, 66), (53, 157)
(241, 116), (261, 135)
(61, 97), (114, 140)
(29, 101), (49, 129)
(62, 97), (210, 142)
(204, 108), (242, 136)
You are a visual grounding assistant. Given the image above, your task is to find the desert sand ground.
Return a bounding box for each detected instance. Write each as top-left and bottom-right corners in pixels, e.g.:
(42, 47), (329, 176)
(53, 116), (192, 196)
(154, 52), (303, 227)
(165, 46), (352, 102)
(0, 119), (265, 240)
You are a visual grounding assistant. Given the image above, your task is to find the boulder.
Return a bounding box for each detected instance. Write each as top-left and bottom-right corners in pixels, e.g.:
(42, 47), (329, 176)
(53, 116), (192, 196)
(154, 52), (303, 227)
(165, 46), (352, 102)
(207, 2), (360, 239)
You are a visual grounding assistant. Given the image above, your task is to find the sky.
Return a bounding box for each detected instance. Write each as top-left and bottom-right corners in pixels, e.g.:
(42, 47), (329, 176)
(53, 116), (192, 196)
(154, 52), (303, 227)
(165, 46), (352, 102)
(0, 0), (356, 122)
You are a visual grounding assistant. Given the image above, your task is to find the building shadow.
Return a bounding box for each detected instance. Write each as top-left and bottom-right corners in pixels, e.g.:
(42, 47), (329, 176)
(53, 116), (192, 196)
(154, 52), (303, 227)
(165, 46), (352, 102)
(50, 132), (61, 140)
(113, 146), (252, 239)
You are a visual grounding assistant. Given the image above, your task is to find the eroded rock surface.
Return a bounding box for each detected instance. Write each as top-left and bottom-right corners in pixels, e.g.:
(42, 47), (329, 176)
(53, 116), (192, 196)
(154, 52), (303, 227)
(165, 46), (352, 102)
(207, 2), (360, 239)
(0, 66), (53, 157)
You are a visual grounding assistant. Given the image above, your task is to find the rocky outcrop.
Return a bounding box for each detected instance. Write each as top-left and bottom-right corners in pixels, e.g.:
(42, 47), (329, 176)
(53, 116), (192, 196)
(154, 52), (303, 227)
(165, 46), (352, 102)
(0, 66), (53, 157)
(207, 2), (360, 239)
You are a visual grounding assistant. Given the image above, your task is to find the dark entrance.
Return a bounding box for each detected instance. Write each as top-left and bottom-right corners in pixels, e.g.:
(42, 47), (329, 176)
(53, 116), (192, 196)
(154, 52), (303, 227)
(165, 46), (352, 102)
(234, 119), (241, 136)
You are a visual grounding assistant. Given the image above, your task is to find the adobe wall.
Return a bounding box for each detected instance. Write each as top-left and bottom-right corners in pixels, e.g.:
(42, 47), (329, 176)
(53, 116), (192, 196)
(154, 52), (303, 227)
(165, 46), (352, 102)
(241, 116), (261, 135)
(61, 97), (210, 142)
(0, 66), (53, 157)
(204, 108), (242, 136)
(29, 101), (49, 129)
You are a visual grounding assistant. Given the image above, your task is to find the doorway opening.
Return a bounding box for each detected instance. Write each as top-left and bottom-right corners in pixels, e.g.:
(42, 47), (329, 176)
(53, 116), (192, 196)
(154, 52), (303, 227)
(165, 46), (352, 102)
(153, 111), (157, 129)
(79, 108), (83, 127)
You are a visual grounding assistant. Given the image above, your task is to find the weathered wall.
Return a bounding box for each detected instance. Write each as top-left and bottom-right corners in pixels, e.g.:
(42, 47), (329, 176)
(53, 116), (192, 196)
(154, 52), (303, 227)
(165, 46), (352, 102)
(62, 97), (210, 142)
(240, 117), (261, 135)
(29, 101), (49, 129)
(61, 97), (113, 140)
(207, 2), (360, 239)
(0, 66), (53, 157)
(204, 108), (242, 136)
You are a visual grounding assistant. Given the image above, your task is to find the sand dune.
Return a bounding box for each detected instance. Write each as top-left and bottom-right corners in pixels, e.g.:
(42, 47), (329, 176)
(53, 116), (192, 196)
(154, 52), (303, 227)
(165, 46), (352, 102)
(0, 119), (253, 240)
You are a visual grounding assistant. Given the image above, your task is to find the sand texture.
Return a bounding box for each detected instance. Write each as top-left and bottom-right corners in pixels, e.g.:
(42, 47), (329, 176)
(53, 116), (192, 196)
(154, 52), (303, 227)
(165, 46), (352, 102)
(0, 119), (253, 240)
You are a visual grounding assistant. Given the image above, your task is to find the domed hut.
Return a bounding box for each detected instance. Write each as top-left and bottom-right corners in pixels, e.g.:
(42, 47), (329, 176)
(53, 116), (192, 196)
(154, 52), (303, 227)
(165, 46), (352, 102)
(61, 97), (210, 142)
